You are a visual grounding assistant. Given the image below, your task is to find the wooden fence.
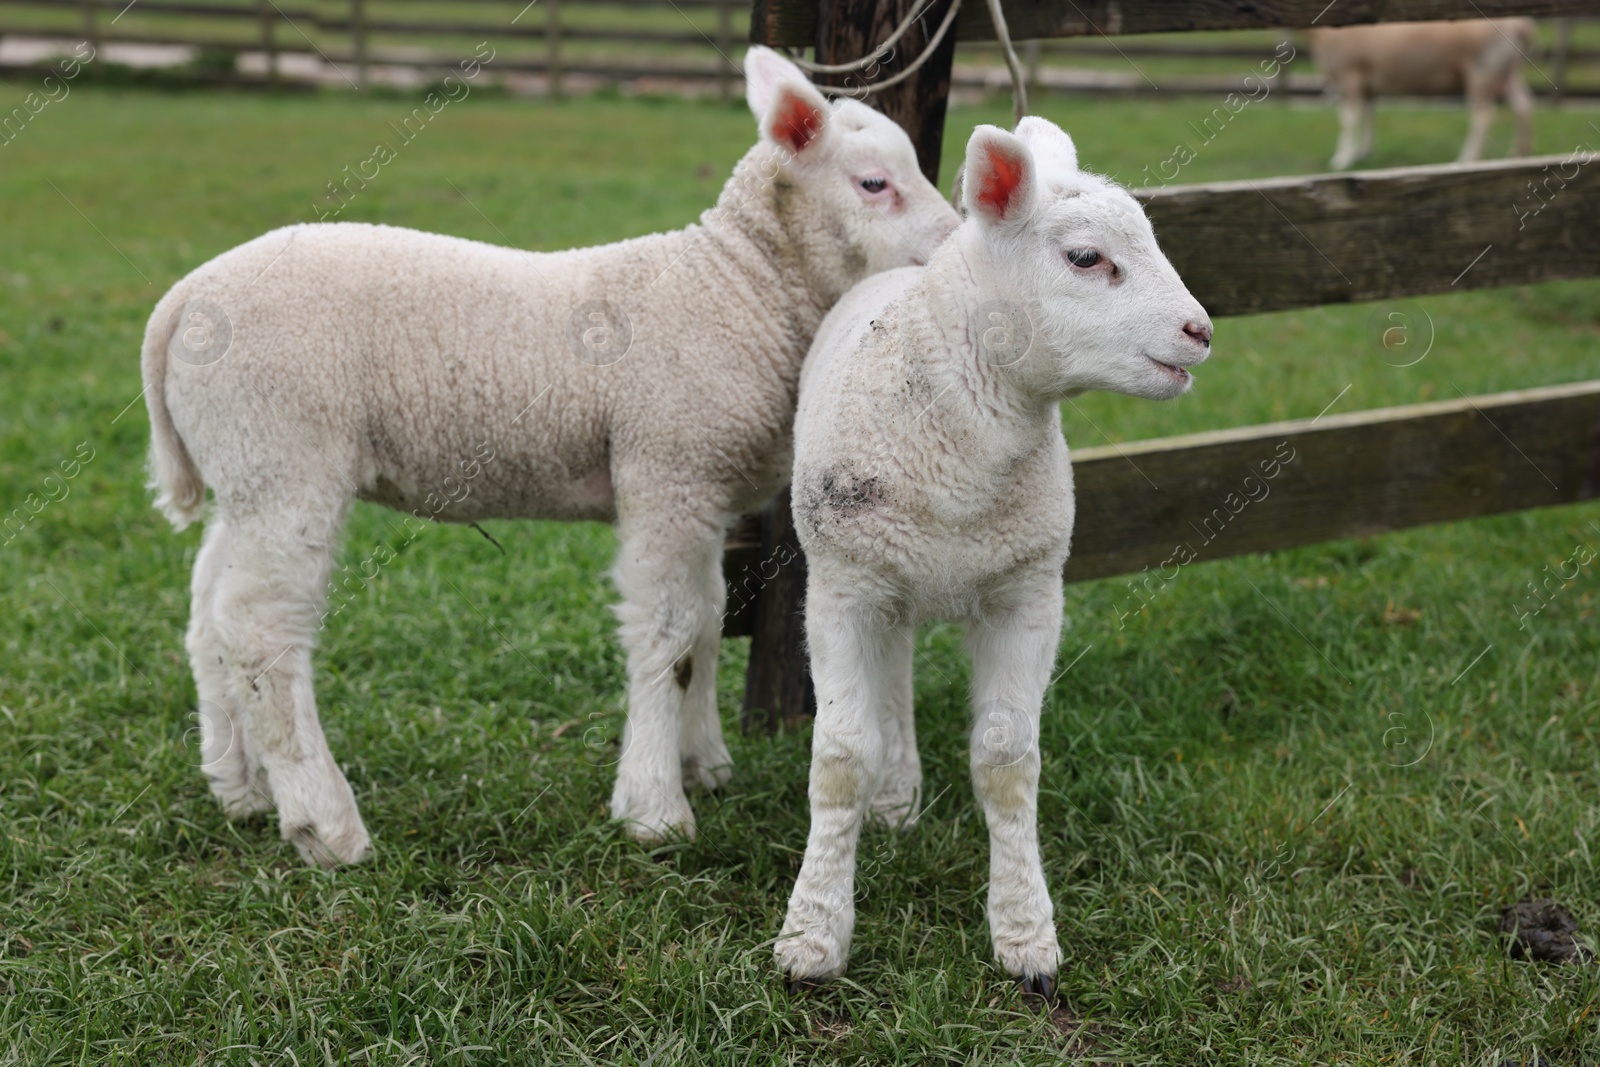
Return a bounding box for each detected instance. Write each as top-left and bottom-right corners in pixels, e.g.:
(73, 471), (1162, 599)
(730, 0), (1600, 729)
(0, 0), (1596, 96)
(0, 0), (747, 94)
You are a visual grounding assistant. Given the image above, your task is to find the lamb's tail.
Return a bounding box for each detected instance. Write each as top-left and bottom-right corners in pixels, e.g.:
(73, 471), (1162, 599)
(142, 289), (206, 530)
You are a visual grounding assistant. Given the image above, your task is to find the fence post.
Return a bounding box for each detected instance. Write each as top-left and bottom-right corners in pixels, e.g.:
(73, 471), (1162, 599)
(80, 0), (100, 55)
(739, 0), (959, 734)
(717, 0), (733, 103)
(815, 0), (958, 181)
(740, 487), (815, 735)
(1267, 34), (1292, 97)
(1551, 17), (1575, 103)
(352, 0), (368, 89)
(1023, 38), (1041, 94)
(258, 0), (278, 87)
(546, 0), (562, 97)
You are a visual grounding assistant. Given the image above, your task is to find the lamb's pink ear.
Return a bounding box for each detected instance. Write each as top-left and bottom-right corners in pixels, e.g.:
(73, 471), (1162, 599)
(745, 46), (829, 154)
(963, 125), (1036, 226)
(761, 81), (829, 155)
(745, 46), (805, 118)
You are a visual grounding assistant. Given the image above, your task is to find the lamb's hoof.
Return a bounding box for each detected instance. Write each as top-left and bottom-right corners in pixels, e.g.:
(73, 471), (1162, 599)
(610, 781), (696, 843)
(1017, 973), (1057, 1008)
(774, 925), (848, 984)
(615, 805), (696, 845)
(785, 976), (827, 996)
(681, 755), (733, 793)
(868, 798), (919, 833)
(212, 780), (273, 818)
(285, 819), (371, 869)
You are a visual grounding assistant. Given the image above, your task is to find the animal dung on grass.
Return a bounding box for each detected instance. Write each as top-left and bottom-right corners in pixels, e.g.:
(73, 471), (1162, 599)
(140, 45), (959, 868)
(1499, 898), (1596, 964)
(777, 116), (1210, 999)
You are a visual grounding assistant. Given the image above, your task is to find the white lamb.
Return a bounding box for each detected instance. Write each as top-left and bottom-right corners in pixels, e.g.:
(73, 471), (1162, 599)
(1308, 19), (1536, 170)
(774, 117), (1211, 998)
(141, 46), (959, 867)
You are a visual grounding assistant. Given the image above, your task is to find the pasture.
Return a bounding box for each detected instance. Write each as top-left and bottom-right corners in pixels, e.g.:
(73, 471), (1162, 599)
(2, 82), (1600, 1064)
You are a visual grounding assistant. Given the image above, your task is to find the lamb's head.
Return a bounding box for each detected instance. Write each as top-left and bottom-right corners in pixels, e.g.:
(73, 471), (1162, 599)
(739, 47), (959, 305)
(956, 117), (1212, 402)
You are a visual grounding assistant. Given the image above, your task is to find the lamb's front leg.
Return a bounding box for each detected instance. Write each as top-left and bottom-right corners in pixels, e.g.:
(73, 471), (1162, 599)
(776, 587), (893, 985)
(609, 515), (724, 842)
(967, 578), (1065, 1000)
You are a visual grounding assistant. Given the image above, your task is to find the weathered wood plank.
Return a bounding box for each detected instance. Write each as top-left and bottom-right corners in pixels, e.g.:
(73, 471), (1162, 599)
(753, 0), (1600, 48)
(1136, 154), (1600, 317)
(1064, 381), (1600, 585)
(738, 487), (815, 730)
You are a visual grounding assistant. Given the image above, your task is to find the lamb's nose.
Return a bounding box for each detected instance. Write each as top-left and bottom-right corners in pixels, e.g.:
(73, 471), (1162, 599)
(1183, 320), (1212, 347)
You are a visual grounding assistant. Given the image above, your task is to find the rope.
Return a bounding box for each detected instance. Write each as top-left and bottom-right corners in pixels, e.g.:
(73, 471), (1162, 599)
(784, 0), (935, 74)
(790, 0), (1026, 120)
(983, 0), (1028, 123)
(832, 0), (962, 97)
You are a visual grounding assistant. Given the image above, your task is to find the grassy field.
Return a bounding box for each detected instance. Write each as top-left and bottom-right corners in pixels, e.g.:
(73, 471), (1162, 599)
(2, 80), (1600, 1065)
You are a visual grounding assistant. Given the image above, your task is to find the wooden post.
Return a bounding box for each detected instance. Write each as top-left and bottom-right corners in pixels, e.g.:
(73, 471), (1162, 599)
(739, 487), (815, 734)
(739, 0), (958, 734)
(547, 0), (563, 97)
(1551, 17), (1574, 103)
(814, 0), (959, 182)
(80, 0), (100, 55)
(1023, 38), (1041, 93)
(352, 0), (368, 89)
(258, 0), (278, 87)
(1266, 36), (1291, 96)
(717, 0), (734, 103)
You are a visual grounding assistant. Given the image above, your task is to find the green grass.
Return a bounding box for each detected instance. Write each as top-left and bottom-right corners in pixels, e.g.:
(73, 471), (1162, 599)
(2, 83), (1600, 1064)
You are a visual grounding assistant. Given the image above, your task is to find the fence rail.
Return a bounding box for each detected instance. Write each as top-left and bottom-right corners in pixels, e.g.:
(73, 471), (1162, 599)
(720, 156), (1600, 639)
(1, 0), (1596, 96)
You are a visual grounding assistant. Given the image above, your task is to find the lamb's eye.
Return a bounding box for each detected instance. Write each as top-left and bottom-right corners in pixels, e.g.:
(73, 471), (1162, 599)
(859, 177), (888, 193)
(1066, 249), (1101, 268)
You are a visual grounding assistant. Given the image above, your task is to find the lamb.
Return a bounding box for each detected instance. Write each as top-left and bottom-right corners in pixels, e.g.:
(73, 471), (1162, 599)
(141, 46), (960, 867)
(1307, 19), (1536, 170)
(774, 117), (1211, 998)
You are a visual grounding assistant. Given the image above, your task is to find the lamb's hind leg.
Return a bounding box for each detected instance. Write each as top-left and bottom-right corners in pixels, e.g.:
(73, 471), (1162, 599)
(1506, 71), (1534, 157)
(211, 506), (370, 867)
(967, 575), (1065, 1000)
(1460, 73), (1498, 162)
(187, 519), (269, 815)
(868, 623), (919, 830)
(609, 512), (725, 841)
(679, 539), (732, 793)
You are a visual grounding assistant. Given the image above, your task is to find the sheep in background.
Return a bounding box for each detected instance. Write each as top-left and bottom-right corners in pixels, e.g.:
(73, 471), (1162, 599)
(775, 117), (1210, 998)
(143, 46), (960, 866)
(1308, 19), (1536, 170)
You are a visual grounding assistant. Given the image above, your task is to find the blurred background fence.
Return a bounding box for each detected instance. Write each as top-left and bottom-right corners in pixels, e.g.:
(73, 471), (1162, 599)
(0, 0), (1596, 99)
